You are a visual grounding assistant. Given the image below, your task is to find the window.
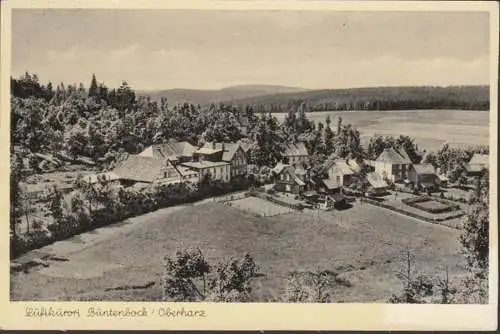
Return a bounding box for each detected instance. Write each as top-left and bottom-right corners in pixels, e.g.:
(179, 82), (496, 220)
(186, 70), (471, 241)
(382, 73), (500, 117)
(336, 175), (341, 184)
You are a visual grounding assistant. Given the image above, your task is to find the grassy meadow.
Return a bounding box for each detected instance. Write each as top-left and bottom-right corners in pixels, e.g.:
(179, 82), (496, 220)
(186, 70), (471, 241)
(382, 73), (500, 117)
(11, 201), (467, 302)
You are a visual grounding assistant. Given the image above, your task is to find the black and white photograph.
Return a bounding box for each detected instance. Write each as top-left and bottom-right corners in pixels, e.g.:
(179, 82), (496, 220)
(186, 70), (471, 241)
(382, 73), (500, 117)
(4, 0), (497, 319)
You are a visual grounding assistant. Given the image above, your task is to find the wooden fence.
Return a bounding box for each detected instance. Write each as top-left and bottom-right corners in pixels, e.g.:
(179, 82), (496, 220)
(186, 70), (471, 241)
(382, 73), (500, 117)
(360, 197), (463, 229)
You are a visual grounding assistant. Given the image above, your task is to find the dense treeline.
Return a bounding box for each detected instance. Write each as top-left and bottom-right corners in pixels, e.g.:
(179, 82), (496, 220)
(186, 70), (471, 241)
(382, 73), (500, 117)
(225, 85), (490, 113)
(10, 72), (251, 164)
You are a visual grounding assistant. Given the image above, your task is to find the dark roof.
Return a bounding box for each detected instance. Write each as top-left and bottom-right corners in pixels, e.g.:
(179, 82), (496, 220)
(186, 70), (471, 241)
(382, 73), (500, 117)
(284, 142), (309, 157)
(376, 147), (411, 164)
(202, 141), (244, 162)
(113, 155), (165, 183)
(412, 163), (436, 175)
(331, 192), (345, 202)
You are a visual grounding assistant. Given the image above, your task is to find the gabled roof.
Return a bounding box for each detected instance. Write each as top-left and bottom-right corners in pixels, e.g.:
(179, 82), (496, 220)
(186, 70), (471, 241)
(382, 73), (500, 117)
(366, 172), (389, 189)
(469, 153), (489, 167)
(283, 142), (309, 157)
(272, 163), (289, 175)
(139, 140), (197, 159)
(293, 175), (306, 186)
(346, 159), (362, 173)
(376, 147), (411, 164)
(397, 148), (411, 162)
(113, 155), (165, 183)
(464, 163), (486, 173)
(239, 140), (255, 153)
(195, 147), (222, 155)
(412, 163), (436, 175)
(167, 140), (198, 157)
(323, 178), (341, 190)
(324, 158), (356, 175)
(275, 164), (305, 186)
(203, 141), (244, 162)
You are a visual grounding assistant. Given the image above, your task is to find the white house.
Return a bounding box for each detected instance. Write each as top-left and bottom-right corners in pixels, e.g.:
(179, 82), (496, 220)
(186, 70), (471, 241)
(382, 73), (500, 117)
(374, 147), (412, 183)
(324, 158), (357, 187)
(181, 161), (231, 183)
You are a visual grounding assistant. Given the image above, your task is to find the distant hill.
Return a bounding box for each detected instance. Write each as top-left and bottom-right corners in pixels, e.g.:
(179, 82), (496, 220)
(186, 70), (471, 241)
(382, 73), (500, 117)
(137, 84), (308, 106)
(222, 85), (490, 112)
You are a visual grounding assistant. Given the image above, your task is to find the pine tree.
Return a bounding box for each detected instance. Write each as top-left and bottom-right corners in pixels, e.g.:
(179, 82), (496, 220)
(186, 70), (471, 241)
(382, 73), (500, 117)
(89, 73), (98, 98)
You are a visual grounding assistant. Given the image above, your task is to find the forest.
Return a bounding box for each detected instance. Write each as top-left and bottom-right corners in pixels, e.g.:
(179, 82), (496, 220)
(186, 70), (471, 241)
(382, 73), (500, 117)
(223, 85), (490, 113)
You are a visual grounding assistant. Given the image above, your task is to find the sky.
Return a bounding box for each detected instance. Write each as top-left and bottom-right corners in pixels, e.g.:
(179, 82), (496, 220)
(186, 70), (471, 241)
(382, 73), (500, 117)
(11, 9), (490, 90)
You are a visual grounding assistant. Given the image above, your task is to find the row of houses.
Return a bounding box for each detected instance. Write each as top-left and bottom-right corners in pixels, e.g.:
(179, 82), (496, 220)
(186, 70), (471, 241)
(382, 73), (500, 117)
(271, 143), (489, 198)
(85, 135), (489, 199)
(82, 140), (248, 188)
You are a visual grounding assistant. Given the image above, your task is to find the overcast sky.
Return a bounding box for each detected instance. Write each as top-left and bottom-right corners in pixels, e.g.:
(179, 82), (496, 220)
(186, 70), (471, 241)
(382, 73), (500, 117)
(12, 9), (490, 90)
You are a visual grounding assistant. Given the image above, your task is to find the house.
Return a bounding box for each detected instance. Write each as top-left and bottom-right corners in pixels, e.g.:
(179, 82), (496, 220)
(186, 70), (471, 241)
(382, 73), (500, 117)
(408, 163), (438, 189)
(283, 142), (309, 167)
(193, 142), (225, 162)
(274, 164), (305, 194)
(346, 158), (362, 173)
(436, 174), (450, 188)
(322, 178), (342, 194)
(113, 155), (174, 186)
(464, 153), (489, 177)
(202, 141), (248, 177)
(139, 139), (197, 163)
(366, 172), (389, 196)
(374, 147), (412, 183)
(324, 158), (357, 187)
(181, 160), (231, 183)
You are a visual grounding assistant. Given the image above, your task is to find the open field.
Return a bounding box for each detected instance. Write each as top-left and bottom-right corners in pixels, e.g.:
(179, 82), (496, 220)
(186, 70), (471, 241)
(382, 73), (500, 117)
(230, 196), (293, 216)
(272, 110), (489, 151)
(11, 201), (467, 302)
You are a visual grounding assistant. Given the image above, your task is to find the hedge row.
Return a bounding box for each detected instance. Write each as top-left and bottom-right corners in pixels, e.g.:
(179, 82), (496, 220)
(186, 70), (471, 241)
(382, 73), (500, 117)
(402, 196), (461, 214)
(360, 197), (463, 229)
(11, 177), (254, 259)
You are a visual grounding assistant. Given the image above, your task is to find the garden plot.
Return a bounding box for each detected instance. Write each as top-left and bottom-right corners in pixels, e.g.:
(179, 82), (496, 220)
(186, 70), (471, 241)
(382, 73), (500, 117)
(229, 196), (294, 216)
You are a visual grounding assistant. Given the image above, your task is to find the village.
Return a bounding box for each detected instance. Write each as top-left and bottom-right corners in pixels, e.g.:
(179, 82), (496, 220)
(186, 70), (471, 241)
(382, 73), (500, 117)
(84, 129), (487, 217)
(24, 116), (487, 231)
(7, 6), (493, 308)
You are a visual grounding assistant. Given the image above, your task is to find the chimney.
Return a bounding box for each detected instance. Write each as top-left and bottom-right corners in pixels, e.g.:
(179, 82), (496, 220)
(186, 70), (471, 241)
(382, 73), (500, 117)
(222, 142), (225, 151)
(212, 141), (216, 150)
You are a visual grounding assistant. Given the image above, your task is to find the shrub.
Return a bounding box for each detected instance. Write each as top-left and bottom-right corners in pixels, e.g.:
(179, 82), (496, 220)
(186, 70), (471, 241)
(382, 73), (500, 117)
(161, 248), (258, 303)
(281, 270), (344, 303)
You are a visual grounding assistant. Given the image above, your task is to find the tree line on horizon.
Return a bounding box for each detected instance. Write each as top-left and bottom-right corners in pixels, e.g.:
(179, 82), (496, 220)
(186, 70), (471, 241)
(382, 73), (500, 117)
(224, 85), (490, 113)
